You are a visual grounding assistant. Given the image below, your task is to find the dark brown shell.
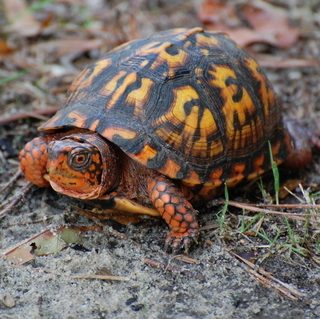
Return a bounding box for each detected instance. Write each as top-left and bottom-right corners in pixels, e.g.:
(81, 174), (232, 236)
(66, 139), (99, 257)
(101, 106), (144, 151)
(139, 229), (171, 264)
(40, 27), (293, 198)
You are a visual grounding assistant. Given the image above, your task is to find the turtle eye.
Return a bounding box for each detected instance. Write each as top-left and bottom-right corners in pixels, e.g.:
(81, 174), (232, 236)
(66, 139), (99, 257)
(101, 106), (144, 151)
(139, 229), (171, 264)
(68, 150), (92, 170)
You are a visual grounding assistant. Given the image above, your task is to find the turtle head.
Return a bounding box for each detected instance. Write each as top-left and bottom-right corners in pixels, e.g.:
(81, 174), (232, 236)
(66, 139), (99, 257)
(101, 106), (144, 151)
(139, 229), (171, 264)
(46, 133), (119, 199)
(20, 133), (119, 199)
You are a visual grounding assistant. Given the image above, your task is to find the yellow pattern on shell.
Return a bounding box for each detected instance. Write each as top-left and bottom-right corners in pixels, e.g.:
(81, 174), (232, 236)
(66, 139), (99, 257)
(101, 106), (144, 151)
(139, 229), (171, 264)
(195, 32), (219, 47)
(105, 73), (138, 109)
(138, 41), (189, 75)
(209, 66), (263, 150)
(102, 127), (137, 141)
(159, 158), (181, 178)
(244, 57), (275, 119)
(66, 111), (86, 127)
(125, 78), (154, 116)
(154, 85), (222, 158)
(70, 59), (111, 92)
(133, 144), (157, 164)
(89, 119), (100, 131)
(100, 70), (127, 96)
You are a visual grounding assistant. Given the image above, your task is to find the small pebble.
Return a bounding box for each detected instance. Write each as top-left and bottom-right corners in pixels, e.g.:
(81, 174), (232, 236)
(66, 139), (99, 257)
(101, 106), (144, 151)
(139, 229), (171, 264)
(0, 294), (16, 308)
(288, 70), (302, 80)
(131, 304), (144, 312)
(126, 296), (138, 305)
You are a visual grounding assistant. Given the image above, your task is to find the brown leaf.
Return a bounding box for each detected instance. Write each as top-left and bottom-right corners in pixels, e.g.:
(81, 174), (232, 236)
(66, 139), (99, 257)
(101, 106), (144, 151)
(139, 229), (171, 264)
(279, 179), (302, 199)
(219, 27), (278, 49)
(30, 39), (103, 60)
(0, 106), (60, 125)
(240, 2), (300, 48)
(2, 226), (82, 265)
(198, 0), (238, 27)
(3, 0), (41, 37)
(256, 54), (320, 69)
(0, 39), (15, 56)
(198, 0), (299, 49)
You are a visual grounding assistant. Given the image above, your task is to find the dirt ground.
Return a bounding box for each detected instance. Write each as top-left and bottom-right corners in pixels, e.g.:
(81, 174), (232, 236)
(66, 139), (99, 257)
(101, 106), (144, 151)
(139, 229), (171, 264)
(1, 0), (320, 318)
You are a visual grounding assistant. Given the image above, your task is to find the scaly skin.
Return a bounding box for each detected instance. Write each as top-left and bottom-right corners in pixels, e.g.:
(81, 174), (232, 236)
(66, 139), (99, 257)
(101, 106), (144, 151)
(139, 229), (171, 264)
(283, 119), (316, 168)
(148, 177), (199, 252)
(19, 136), (52, 187)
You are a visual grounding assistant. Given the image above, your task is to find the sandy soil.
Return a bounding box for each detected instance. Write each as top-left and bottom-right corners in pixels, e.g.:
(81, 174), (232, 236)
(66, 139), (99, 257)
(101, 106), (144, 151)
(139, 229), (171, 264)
(1, 1), (320, 318)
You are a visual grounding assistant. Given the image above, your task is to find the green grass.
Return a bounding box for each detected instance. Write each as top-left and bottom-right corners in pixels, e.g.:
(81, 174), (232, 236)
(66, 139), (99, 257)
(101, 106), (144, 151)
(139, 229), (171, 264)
(240, 213), (264, 234)
(257, 227), (280, 246)
(240, 185), (320, 260)
(30, 0), (54, 12)
(217, 183), (229, 236)
(212, 145), (320, 264)
(268, 141), (280, 205)
(0, 70), (28, 86)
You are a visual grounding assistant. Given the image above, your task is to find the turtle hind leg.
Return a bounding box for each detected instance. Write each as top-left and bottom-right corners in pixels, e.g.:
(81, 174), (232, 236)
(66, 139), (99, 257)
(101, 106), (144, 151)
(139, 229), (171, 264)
(283, 119), (318, 168)
(147, 176), (199, 253)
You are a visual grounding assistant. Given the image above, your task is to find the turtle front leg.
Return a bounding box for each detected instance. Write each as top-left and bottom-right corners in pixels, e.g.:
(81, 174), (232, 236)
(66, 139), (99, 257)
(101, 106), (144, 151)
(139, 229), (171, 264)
(147, 176), (199, 252)
(19, 136), (52, 187)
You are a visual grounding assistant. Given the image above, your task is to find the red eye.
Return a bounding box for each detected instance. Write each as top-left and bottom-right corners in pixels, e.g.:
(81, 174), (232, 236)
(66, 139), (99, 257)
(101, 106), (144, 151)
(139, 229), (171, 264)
(69, 151), (91, 170)
(74, 154), (86, 164)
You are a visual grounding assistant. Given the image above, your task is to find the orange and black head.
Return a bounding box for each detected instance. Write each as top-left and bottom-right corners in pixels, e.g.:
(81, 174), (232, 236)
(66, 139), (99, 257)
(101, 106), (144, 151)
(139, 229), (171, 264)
(19, 133), (119, 199)
(46, 133), (119, 199)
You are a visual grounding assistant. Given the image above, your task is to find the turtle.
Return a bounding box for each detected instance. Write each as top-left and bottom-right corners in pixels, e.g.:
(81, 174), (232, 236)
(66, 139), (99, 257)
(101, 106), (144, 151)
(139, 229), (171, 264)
(19, 27), (313, 252)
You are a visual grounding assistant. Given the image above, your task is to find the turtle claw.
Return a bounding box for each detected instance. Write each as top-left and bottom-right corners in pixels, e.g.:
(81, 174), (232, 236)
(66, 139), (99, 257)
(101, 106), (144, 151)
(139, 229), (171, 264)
(164, 229), (199, 254)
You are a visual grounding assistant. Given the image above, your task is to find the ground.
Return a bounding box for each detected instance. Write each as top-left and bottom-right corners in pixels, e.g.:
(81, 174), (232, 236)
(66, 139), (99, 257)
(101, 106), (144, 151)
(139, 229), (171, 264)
(1, 0), (320, 318)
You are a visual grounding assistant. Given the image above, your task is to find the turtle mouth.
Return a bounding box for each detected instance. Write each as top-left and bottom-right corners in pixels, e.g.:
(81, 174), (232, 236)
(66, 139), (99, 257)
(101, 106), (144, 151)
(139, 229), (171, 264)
(45, 173), (103, 200)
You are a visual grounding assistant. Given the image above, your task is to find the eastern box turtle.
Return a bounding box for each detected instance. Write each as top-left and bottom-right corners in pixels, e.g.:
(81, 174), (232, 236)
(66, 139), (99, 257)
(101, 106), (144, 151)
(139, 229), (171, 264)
(19, 27), (312, 251)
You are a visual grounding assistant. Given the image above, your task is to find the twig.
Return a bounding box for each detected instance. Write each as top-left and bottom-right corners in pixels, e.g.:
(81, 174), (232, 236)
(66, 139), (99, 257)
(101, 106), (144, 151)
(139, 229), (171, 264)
(256, 54), (320, 69)
(0, 169), (21, 195)
(229, 251), (305, 301)
(255, 203), (320, 209)
(213, 199), (319, 222)
(0, 182), (33, 219)
(143, 257), (180, 273)
(71, 274), (129, 281)
(216, 199), (320, 210)
(170, 254), (199, 264)
(5, 216), (54, 228)
(0, 106), (59, 125)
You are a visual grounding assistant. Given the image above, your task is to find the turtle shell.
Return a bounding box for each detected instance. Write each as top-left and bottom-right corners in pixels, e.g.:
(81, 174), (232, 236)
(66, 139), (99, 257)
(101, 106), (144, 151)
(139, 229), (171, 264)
(40, 27), (293, 197)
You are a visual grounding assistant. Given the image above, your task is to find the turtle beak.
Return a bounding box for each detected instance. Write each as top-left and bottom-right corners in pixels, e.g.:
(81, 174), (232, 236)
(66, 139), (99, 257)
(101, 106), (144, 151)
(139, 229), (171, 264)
(43, 174), (50, 182)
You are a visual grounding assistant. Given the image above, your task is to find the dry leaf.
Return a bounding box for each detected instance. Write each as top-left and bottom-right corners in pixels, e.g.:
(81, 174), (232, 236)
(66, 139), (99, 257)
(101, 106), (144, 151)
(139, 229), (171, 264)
(3, 227), (82, 265)
(0, 39), (15, 56)
(240, 2), (300, 48)
(256, 54), (320, 68)
(30, 39), (103, 60)
(71, 274), (129, 281)
(279, 179), (303, 199)
(198, 0), (238, 27)
(198, 0), (299, 49)
(3, 0), (41, 37)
